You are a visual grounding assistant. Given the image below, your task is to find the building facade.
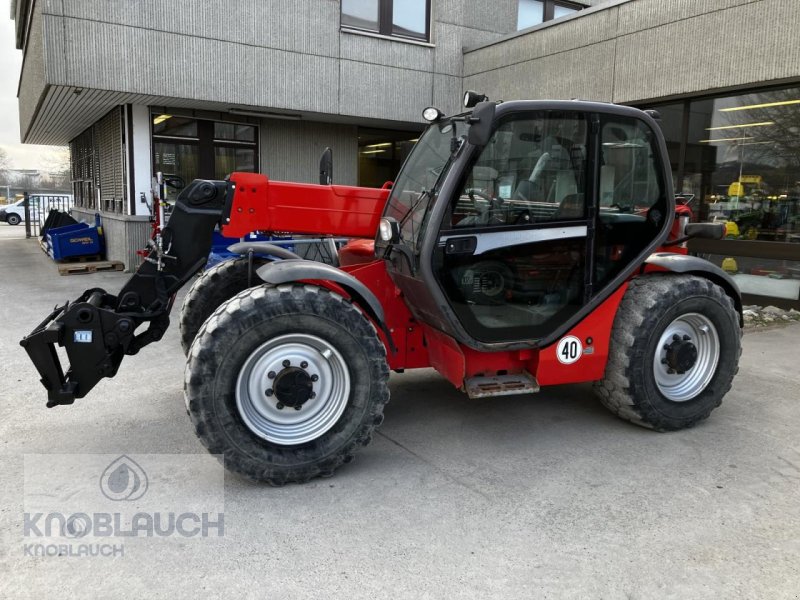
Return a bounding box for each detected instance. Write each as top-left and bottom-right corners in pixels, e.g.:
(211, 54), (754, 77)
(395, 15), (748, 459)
(12, 0), (800, 307)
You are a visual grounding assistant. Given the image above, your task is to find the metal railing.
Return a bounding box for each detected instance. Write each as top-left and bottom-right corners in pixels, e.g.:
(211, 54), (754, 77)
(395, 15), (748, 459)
(23, 192), (74, 238)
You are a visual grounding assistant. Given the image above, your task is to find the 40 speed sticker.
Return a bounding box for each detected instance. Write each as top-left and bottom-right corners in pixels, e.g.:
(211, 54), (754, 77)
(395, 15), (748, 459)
(556, 335), (582, 365)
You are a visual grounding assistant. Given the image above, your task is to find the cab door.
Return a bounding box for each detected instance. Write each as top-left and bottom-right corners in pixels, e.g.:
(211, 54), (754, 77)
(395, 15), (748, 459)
(433, 111), (592, 344)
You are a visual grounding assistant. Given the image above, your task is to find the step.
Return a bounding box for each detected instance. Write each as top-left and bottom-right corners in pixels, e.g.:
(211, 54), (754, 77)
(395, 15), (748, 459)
(464, 372), (540, 399)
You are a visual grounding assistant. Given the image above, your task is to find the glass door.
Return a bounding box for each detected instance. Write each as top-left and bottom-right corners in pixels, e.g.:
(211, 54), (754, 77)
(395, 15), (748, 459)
(434, 111), (590, 343)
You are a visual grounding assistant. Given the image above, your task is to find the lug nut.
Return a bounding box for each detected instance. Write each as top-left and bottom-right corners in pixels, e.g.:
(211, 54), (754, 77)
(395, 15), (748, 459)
(672, 334), (680, 341)
(311, 374), (319, 382)
(276, 402), (284, 410)
(282, 360), (291, 368)
(294, 406), (302, 411)
(265, 389), (273, 397)
(661, 358), (668, 364)
(683, 335), (691, 341)
(268, 371), (276, 379)
(310, 392), (316, 399)
(667, 368), (675, 374)
(300, 361), (308, 369)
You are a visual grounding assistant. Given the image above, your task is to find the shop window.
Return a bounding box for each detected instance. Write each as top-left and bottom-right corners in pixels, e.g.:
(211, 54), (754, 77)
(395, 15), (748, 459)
(643, 86), (800, 309)
(153, 115), (197, 138)
(214, 123), (256, 143)
(152, 114), (258, 202)
(684, 87), (800, 242)
(342, 0), (430, 42)
(357, 128), (420, 188)
(517, 0), (583, 30)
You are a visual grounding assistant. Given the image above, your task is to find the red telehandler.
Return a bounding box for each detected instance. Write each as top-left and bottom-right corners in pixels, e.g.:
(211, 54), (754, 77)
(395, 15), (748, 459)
(21, 98), (741, 484)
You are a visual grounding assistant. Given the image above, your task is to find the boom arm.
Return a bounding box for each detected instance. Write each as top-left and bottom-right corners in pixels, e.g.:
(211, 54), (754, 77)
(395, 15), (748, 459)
(20, 173), (389, 407)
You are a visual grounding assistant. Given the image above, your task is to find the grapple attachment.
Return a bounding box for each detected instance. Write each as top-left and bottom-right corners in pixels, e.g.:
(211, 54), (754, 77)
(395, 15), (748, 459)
(20, 179), (230, 407)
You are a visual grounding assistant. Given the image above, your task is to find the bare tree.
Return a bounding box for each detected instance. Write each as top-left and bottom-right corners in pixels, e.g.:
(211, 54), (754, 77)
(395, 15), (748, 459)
(0, 148), (11, 187)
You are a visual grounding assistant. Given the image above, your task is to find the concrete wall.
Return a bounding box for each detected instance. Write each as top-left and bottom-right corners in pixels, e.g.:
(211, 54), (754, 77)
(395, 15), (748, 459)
(464, 0), (800, 105)
(23, 0), (519, 140)
(16, 0), (45, 140)
(71, 207), (151, 272)
(260, 119), (359, 186)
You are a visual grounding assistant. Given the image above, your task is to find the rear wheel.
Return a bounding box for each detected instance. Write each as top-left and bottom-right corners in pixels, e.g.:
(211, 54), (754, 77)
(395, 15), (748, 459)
(184, 284), (390, 484)
(179, 257), (268, 355)
(593, 274), (741, 431)
(7, 214), (20, 226)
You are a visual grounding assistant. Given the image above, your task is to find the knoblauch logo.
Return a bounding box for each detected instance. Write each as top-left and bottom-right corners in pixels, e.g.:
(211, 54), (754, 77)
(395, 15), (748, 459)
(99, 455), (148, 501)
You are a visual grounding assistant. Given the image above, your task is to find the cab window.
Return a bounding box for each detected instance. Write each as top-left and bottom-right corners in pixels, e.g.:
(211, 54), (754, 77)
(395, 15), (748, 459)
(452, 112), (588, 228)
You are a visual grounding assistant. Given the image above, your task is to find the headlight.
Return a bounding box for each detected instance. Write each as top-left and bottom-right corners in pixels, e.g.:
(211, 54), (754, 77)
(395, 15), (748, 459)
(463, 90), (488, 108)
(422, 106), (444, 123)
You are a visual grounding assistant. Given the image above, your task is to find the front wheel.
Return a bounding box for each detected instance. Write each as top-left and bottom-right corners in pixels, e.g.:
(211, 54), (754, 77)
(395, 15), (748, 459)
(184, 284), (390, 484)
(179, 257), (269, 355)
(6, 214), (20, 226)
(594, 274), (741, 431)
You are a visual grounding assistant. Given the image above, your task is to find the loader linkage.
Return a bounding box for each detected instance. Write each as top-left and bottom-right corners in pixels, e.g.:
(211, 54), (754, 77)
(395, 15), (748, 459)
(20, 179), (229, 406)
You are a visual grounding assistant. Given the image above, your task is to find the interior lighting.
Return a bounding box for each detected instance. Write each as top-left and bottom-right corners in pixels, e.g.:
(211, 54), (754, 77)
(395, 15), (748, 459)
(705, 122), (774, 131)
(720, 99), (800, 112)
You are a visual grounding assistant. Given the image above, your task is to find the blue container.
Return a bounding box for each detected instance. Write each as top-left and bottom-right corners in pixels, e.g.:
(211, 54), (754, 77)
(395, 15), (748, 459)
(46, 222), (103, 260)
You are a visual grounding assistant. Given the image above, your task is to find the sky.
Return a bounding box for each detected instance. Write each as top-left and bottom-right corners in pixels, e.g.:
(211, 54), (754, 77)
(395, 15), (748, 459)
(0, 0), (68, 171)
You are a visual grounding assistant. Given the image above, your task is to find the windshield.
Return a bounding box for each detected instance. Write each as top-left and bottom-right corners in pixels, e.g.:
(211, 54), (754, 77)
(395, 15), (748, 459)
(384, 118), (468, 250)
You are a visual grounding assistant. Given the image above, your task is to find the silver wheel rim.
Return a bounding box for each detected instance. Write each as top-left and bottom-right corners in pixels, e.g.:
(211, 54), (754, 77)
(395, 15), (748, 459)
(653, 313), (720, 402)
(236, 333), (350, 445)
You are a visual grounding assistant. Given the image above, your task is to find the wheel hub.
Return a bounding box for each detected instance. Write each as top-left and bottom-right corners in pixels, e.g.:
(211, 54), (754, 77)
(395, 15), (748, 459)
(653, 313), (720, 402)
(272, 367), (314, 409)
(663, 334), (698, 375)
(236, 333), (351, 445)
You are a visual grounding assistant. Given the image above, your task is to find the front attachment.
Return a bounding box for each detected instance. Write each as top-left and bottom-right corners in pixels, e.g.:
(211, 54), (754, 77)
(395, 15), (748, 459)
(20, 289), (148, 406)
(20, 178), (229, 407)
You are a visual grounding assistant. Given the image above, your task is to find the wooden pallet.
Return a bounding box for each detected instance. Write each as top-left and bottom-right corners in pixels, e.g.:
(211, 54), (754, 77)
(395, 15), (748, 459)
(57, 253), (104, 264)
(57, 260), (124, 276)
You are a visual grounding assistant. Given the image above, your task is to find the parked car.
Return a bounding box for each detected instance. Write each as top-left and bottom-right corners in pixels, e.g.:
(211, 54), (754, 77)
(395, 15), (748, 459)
(0, 195), (73, 226)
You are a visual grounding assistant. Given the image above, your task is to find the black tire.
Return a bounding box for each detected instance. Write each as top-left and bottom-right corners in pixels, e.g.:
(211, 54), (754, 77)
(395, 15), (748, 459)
(178, 257), (268, 355)
(7, 214), (20, 226)
(184, 283), (390, 484)
(593, 274), (741, 431)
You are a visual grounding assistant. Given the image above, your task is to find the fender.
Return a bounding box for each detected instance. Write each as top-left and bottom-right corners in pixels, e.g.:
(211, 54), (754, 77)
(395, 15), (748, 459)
(226, 241), (301, 260)
(643, 252), (743, 322)
(255, 259), (395, 351)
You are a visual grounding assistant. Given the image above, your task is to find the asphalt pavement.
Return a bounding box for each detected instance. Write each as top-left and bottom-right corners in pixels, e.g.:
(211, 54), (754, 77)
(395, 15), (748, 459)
(1, 224), (798, 599)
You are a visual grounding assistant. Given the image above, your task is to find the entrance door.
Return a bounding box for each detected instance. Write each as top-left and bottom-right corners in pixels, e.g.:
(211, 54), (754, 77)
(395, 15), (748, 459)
(434, 111), (591, 343)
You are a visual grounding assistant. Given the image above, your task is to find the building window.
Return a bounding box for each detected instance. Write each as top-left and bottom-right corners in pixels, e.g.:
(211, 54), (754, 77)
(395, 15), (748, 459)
(152, 114), (258, 202)
(69, 107), (127, 213)
(357, 128), (420, 188)
(646, 85), (800, 309)
(342, 0), (431, 42)
(517, 0), (583, 30)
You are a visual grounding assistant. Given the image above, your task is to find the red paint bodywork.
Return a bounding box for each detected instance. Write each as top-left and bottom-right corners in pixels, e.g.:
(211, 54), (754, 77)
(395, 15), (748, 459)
(218, 173), (692, 392)
(221, 172), (389, 239)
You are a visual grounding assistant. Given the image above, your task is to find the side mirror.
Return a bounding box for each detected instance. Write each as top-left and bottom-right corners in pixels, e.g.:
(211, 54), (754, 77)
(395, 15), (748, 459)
(319, 147), (333, 185)
(685, 222), (726, 240)
(467, 101), (496, 147)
